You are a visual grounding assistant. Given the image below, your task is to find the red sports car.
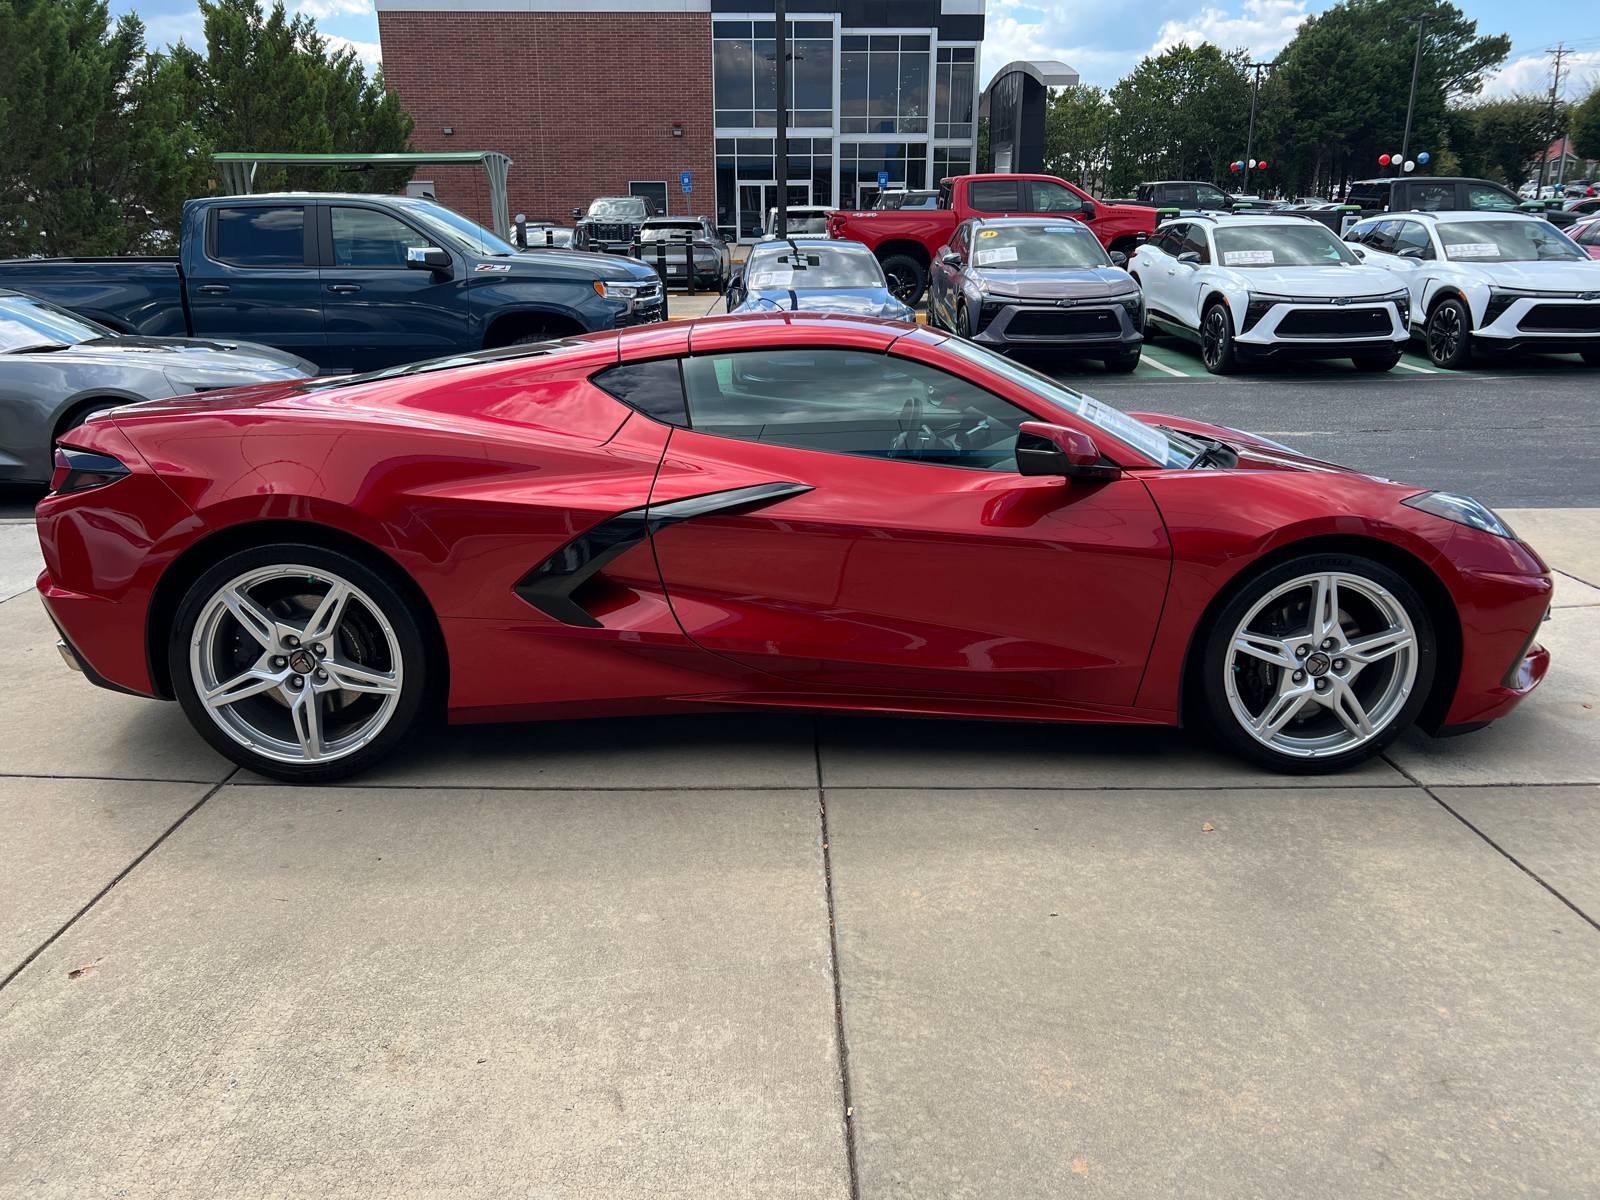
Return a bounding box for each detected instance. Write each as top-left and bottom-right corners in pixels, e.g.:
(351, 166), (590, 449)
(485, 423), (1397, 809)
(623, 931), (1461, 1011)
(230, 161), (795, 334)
(36, 315), (1551, 782)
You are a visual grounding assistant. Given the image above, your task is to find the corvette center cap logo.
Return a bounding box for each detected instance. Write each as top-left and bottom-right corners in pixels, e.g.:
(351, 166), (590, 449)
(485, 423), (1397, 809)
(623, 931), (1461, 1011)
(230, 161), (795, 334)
(1305, 652), (1332, 677)
(290, 651), (316, 674)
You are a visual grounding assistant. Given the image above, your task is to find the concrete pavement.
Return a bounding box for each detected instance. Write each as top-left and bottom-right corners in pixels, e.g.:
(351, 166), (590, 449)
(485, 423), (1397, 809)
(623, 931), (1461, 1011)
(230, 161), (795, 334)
(1, 514), (1597, 1196)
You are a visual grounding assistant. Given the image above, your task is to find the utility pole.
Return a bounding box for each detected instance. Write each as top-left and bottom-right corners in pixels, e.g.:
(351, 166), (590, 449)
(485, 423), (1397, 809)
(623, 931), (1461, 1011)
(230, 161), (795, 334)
(1400, 14), (1429, 162)
(1243, 62), (1272, 179)
(773, 0), (788, 240)
(1539, 44), (1568, 194)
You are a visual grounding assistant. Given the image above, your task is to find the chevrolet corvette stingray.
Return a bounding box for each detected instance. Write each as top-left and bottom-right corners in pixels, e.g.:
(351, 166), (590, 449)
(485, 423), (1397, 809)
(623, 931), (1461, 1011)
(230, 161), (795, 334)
(36, 314), (1550, 782)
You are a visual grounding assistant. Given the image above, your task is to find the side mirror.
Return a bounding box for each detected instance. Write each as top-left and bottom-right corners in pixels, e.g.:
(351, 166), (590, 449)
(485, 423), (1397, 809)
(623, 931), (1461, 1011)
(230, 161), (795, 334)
(1016, 422), (1121, 483)
(940, 249), (962, 266)
(406, 246), (452, 278)
(1398, 246), (1425, 259)
(1177, 251), (1201, 265)
(1109, 250), (1128, 267)
(1080, 202), (1097, 220)
(1349, 245), (1366, 257)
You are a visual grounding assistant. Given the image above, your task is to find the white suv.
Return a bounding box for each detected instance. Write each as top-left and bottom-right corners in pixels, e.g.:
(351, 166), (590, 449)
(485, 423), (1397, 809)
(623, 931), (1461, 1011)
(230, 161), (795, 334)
(1345, 210), (1600, 369)
(1129, 214), (1412, 374)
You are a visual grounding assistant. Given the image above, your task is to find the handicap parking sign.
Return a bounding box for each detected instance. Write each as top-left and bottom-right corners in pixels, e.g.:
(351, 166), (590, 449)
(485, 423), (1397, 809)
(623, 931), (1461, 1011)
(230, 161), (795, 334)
(681, 171), (692, 193)
(877, 171), (889, 188)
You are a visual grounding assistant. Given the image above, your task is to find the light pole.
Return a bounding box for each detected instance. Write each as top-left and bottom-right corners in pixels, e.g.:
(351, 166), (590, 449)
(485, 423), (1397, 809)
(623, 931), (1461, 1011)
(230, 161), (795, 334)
(773, 0), (788, 240)
(1400, 14), (1429, 162)
(1243, 62), (1272, 179)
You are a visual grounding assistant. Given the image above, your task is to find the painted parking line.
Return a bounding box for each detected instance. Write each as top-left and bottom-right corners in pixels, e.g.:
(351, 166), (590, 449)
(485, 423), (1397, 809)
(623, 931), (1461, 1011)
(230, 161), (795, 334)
(1139, 354), (1190, 378)
(1394, 359), (1437, 374)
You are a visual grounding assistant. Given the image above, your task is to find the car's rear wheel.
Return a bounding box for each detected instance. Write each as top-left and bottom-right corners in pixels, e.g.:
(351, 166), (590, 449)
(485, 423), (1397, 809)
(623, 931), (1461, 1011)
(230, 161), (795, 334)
(171, 544), (435, 782)
(1200, 553), (1435, 774)
(1425, 297), (1473, 369)
(881, 254), (926, 307)
(1200, 303), (1238, 374)
(1352, 353), (1401, 372)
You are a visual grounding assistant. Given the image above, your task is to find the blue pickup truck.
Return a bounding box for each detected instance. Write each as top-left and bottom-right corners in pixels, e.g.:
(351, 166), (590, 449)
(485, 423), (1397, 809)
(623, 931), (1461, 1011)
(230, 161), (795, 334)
(0, 194), (666, 373)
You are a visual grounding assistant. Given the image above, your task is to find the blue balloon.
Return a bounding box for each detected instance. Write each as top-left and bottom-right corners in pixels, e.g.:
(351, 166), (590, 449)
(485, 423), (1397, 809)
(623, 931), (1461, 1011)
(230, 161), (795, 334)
(1418, 152), (1430, 164)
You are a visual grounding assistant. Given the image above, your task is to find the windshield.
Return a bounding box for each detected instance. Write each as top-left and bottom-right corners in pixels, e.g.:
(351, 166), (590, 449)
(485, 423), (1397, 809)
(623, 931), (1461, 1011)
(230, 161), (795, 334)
(876, 192), (937, 210)
(588, 198), (650, 220)
(939, 339), (1203, 468)
(397, 201), (519, 257)
(0, 295), (114, 353)
(971, 224), (1109, 269)
(1437, 220), (1585, 263)
(768, 212), (831, 235)
(746, 246), (884, 289)
(1213, 224), (1359, 267)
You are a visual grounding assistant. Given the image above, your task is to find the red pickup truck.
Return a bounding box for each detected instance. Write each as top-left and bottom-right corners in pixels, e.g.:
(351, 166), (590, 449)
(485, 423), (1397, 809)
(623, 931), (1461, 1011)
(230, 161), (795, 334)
(827, 173), (1159, 306)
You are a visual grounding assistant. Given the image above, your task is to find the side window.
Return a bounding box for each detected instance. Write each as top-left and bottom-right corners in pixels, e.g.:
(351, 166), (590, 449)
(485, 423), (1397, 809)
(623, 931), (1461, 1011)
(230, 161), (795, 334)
(680, 348), (1032, 471)
(1195, 185), (1228, 208)
(1161, 224), (1188, 256)
(1392, 221), (1435, 259)
(954, 223), (971, 256)
(1466, 185), (1518, 212)
(1364, 220), (1401, 253)
(591, 359), (688, 426)
(1029, 181), (1087, 214)
(1409, 183), (1456, 212)
(1574, 222), (1600, 247)
(1181, 225), (1211, 264)
(1346, 184), (1388, 210)
(332, 207), (433, 268)
(212, 206), (307, 267)
(968, 180), (1021, 212)
(1344, 220), (1375, 246)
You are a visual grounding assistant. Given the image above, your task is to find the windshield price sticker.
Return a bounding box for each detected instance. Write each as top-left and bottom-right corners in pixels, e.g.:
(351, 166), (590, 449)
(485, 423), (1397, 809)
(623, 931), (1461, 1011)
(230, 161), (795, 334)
(752, 268), (794, 288)
(974, 246), (1019, 266)
(1223, 250), (1275, 265)
(1446, 242), (1500, 258)
(977, 230), (999, 238)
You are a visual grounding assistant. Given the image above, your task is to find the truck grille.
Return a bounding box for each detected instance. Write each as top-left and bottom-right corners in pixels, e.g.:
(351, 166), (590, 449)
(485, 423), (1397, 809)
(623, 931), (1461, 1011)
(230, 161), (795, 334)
(1275, 308), (1392, 338)
(586, 223), (632, 243)
(1518, 304), (1600, 332)
(1005, 308), (1119, 338)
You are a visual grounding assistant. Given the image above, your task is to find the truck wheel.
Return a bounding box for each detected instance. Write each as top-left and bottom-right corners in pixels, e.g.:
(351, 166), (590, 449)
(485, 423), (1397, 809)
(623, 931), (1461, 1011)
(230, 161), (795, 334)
(881, 255), (926, 307)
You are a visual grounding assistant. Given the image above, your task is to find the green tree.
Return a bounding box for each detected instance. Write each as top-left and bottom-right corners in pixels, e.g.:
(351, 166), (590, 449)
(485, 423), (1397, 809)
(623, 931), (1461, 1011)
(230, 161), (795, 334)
(1106, 43), (1251, 195)
(0, 0), (207, 255)
(1445, 96), (1547, 185)
(1571, 85), (1600, 169)
(1043, 84), (1113, 192)
(168, 0), (414, 195)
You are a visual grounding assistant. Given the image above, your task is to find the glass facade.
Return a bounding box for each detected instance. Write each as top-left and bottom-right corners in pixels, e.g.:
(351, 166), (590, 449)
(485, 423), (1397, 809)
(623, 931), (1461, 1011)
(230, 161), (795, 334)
(712, 17), (978, 238)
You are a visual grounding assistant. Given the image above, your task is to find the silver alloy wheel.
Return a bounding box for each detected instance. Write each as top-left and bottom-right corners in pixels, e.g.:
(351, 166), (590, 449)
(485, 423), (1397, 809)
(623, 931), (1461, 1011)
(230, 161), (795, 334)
(1201, 307), (1228, 368)
(1428, 303), (1463, 363)
(1224, 571), (1418, 759)
(189, 564), (403, 764)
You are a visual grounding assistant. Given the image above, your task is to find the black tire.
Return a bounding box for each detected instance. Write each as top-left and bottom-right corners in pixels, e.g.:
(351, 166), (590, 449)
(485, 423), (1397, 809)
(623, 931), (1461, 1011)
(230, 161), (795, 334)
(54, 400), (121, 448)
(956, 301), (973, 339)
(1352, 354), (1401, 372)
(1200, 302), (1238, 375)
(1425, 296), (1473, 369)
(1582, 351), (1600, 367)
(1130, 277), (1156, 340)
(881, 254), (927, 307)
(170, 542), (437, 783)
(1103, 352), (1141, 373)
(512, 332), (551, 346)
(1199, 552), (1436, 775)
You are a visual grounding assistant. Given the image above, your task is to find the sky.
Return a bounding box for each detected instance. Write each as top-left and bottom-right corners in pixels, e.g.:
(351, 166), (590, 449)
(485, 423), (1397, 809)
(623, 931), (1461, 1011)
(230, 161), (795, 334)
(112, 0), (1598, 102)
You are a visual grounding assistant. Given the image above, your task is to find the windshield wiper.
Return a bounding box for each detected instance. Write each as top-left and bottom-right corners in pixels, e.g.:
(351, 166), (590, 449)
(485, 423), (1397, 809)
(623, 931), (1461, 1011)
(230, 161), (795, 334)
(6, 342), (73, 354)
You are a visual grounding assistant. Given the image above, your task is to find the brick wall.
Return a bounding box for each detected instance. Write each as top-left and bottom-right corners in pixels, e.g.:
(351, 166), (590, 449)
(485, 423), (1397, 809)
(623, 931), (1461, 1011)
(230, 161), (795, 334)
(378, 12), (715, 231)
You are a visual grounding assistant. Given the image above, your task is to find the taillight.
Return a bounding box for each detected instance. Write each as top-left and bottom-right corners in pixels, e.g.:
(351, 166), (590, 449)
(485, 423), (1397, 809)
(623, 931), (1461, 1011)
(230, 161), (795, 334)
(51, 447), (131, 495)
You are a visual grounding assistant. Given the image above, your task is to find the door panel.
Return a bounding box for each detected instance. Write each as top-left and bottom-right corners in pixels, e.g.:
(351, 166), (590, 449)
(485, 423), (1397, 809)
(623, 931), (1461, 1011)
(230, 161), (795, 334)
(186, 204), (327, 356)
(319, 205), (473, 372)
(651, 429), (1171, 706)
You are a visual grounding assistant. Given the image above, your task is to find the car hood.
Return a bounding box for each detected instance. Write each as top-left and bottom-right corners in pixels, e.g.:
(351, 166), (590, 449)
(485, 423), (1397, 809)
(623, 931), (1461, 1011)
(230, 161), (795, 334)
(52, 337), (314, 377)
(1128, 411), (1395, 478)
(483, 251), (659, 284)
(1224, 264), (1404, 296)
(1455, 259), (1600, 289)
(734, 288), (914, 320)
(970, 266), (1135, 299)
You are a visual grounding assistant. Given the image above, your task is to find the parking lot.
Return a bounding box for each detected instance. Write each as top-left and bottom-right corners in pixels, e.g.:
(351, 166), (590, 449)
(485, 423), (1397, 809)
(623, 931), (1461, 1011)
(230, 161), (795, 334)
(3, 293), (1598, 1194)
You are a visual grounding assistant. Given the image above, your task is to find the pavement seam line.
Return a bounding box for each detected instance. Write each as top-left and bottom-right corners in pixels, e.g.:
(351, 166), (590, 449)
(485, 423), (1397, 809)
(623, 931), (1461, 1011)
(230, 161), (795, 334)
(1382, 754), (1600, 935)
(0, 769), (239, 994)
(815, 718), (860, 1200)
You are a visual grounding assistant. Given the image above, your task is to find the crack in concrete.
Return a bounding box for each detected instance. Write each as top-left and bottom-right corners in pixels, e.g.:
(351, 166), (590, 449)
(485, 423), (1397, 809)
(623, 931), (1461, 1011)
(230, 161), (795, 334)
(815, 718), (860, 1200)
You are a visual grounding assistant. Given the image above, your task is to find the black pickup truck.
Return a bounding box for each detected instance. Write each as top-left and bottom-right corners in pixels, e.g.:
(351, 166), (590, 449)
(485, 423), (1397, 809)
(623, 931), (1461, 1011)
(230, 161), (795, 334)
(0, 193), (666, 374)
(576, 196), (657, 255)
(1344, 176), (1579, 229)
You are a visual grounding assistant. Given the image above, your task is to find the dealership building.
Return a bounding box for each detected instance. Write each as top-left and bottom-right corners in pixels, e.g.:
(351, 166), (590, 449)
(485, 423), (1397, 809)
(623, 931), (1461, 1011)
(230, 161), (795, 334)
(376, 0), (984, 239)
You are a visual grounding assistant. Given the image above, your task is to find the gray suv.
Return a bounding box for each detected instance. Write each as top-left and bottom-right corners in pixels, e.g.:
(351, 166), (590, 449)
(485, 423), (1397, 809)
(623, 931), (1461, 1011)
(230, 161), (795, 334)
(925, 217), (1144, 370)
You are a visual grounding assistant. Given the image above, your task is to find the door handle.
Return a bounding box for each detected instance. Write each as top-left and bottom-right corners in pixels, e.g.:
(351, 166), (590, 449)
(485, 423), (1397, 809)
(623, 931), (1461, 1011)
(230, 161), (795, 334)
(327, 284), (362, 294)
(196, 284), (231, 294)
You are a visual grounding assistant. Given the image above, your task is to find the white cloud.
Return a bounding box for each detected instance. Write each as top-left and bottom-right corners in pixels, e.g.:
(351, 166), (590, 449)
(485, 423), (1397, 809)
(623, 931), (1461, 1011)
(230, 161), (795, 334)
(1479, 51), (1600, 100)
(323, 33), (383, 67)
(1150, 0), (1310, 59)
(296, 0), (373, 19)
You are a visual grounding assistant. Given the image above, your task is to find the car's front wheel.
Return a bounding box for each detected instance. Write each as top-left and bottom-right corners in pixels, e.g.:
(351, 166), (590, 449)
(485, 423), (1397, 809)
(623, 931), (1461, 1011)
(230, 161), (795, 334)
(1200, 554), (1435, 774)
(1200, 303), (1238, 374)
(171, 543), (436, 782)
(1425, 297), (1473, 369)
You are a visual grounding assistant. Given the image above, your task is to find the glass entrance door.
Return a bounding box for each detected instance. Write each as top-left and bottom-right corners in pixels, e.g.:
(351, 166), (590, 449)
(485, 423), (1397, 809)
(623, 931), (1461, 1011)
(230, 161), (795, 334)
(739, 185), (766, 239)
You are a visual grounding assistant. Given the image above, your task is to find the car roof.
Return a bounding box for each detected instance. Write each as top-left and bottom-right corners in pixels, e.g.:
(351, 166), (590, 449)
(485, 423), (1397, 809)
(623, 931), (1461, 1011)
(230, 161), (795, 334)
(751, 237), (867, 250)
(1363, 210), (1549, 224)
(1349, 177), (1509, 187)
(970, 216), (1095, 229)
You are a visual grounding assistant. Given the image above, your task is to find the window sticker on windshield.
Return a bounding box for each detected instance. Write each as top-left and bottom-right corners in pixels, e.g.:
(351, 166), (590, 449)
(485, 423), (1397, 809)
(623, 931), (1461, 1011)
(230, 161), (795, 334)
(974, 246), (1018, 266)
(1445, 242), (1499, 258)
(1079, 397), (1169, 464)
(1044, 226), (1079, 232)
(1222, 250), (1274, 265)
(977, 230), (999, 238)
(751, 267), (794, 288)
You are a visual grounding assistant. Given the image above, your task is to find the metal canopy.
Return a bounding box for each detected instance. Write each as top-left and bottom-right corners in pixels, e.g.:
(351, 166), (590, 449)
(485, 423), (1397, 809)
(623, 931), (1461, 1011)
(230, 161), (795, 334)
(213, 152), (515, 239)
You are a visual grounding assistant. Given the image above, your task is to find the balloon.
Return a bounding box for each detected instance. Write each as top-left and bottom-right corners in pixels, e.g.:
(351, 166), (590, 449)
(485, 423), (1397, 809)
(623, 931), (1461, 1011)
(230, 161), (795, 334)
(1379, 154), (1391, 165)
(1418, 152), (1430, 164)
(1248, 158), (1257, 168)
(1403, 160), (1415, 172)
(1231, 162), (1240, 171)
(1257, 161), (1267, 170)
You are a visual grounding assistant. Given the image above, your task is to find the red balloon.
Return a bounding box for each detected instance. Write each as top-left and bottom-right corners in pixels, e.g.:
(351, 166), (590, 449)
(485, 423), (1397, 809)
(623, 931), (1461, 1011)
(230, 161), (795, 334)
(1379, 154), (1391, 166)
(1257, 161), (1267, 170)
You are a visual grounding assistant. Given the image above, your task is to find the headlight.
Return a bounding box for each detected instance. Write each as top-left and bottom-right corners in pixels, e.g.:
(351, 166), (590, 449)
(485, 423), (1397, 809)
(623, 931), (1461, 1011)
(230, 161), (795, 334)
(1402, 491), (1515, 539)
(1483, 287), (1535, 326)
(594, 281), (640, 300)
(1242, 293), (1279, 333)
(1385, 290), (1410, 325)
(1112, 292), (1142, 314)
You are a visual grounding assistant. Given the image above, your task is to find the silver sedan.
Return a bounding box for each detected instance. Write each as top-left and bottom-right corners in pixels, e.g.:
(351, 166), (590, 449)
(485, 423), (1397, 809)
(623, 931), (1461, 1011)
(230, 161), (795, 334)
(0, 290), (314, 484)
